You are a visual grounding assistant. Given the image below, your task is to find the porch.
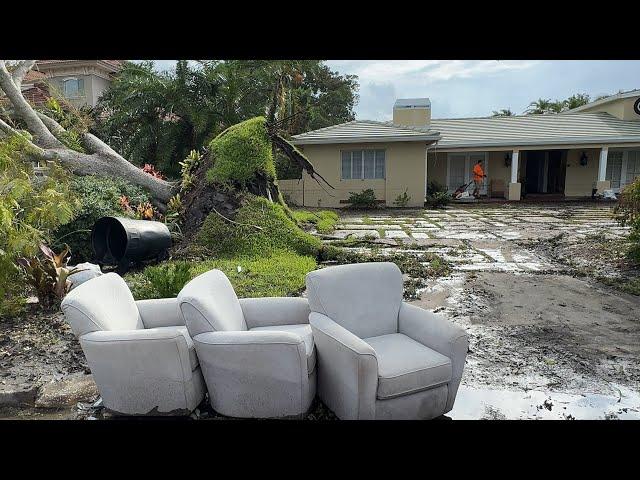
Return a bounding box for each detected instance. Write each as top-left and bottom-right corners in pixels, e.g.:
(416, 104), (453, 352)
(427, 145), (640, 201)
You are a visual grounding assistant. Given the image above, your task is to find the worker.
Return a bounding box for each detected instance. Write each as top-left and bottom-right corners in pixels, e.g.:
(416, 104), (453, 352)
(472, 159), (486, 198)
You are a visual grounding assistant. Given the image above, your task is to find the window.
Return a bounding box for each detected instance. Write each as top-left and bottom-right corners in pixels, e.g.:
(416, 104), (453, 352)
(627, 151), (640, 184)
(62, 78), (84, 98)
(340, 149), (385, 180)
(606, 151), (623, 189)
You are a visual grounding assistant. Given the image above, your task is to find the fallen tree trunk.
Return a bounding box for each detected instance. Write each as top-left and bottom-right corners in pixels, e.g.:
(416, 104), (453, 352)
(1, 60), (331, 227)
(0, 60), (176, 204)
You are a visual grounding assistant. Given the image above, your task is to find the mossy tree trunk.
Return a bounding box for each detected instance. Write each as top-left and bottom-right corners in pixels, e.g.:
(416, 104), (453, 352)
(180, 119), (332, 241)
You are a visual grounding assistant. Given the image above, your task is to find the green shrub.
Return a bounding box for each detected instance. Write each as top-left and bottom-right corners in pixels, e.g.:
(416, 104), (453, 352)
(206, 117), (276, 185)
(140, 261), (192, 298)
(347, 189), (379, 209)
(0, 135), (78, 317)
(127, 251), (316, 300)
(615, 178), (640, 262)
(179, 149), (201, 192)
(53, 176), (150, 263)
(427, 180), (447, 195)
(393, 188), (411, 207)
(293, 209), (339, 234)
(426, 191), (451, 209)
(197, 194), (321, 258)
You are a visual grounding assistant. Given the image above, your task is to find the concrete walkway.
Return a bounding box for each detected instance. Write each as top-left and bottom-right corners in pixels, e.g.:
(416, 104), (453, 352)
(329, 203), (640, 419)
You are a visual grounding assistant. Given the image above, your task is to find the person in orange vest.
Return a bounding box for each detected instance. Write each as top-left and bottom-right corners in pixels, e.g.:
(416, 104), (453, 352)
(472, 160), (486, 198)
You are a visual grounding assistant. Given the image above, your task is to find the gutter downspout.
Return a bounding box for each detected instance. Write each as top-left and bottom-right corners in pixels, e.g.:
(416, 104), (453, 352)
(425, 140), (439, 201)
(425, 143), (429, 203)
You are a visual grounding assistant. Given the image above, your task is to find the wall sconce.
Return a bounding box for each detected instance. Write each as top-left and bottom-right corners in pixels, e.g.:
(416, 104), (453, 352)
(579, 152), (588, 166)
(504, 153), (512, 167)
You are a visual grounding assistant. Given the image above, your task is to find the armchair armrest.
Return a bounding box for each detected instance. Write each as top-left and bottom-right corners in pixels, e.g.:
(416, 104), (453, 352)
(80, 328), (194, 381)
(309, 312), (378, 420)
(192, 330), (310, 418)
(239, 297), (310, 329)
(398, 302), (468, 412)
(78, 328), (195, 414)
(136, 298), (183, 329)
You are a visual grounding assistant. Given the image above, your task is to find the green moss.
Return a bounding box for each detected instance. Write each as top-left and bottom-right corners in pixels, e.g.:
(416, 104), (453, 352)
(206, 117), (276, 185)
(293, 209), (339, 234)
(197, 194), (321, 258)
(127, 251), (316, 300)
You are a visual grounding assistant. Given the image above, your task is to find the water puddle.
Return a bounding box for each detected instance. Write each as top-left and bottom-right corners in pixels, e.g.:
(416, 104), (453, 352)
(449, 384), (640, 420)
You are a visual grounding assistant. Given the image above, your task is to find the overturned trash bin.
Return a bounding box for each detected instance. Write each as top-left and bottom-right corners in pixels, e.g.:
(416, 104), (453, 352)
(92, 216), (171, 273)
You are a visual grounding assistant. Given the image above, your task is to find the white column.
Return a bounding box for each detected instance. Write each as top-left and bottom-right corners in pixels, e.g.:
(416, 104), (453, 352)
(511, 150), (519, 184)
(424, 145), (429, 199)
(598, 146), (608, 182)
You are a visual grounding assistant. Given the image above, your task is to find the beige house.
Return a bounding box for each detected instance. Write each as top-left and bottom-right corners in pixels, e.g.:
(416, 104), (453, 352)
(284, 92), (640, 207)
(30, 60), (123, 108)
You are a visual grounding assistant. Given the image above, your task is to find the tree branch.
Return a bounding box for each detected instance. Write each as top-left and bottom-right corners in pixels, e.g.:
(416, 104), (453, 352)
(269, 131), (335, 190)
(11, 60), (37, 90)
(0, 59), (176, 205)
(0, 60), (61, 148)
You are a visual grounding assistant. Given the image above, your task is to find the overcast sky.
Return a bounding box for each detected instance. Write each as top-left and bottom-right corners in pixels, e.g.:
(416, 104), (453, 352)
(151, 60), (640, 120)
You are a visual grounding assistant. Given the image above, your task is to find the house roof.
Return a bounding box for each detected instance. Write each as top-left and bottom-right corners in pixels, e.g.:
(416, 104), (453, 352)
(429, 112), (640, 148)
(564, 89), (640, 113)
(23, 70), (46, 83)
(35, 60), (123, 74)
(291, 120), (441, 145)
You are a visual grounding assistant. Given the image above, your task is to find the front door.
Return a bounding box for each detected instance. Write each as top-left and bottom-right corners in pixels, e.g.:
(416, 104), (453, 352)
(447, 152), (488, 195)
(448, 154), (466, 192)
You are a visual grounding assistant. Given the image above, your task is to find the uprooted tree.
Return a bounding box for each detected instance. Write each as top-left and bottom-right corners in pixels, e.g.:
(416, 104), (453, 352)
(0, 60), (332, 229)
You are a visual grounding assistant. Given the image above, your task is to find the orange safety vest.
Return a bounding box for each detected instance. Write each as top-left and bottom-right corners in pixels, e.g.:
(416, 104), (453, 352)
(473, 163), (484, 181)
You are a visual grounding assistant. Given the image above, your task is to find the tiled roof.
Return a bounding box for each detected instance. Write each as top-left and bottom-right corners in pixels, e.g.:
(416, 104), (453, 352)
(35, 60), (123, 73)
(565, 89), (640, 113)
(23, 70), (46, 83)
(429, 112), (640, 148)
(291, 120), (441, 145)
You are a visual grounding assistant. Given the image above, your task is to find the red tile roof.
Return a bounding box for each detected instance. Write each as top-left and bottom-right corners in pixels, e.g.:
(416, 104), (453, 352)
(23, 70), (46, 83)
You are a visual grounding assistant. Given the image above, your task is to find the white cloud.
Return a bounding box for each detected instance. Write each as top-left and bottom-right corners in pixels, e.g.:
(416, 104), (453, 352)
(327, 60), (640, 120)
(329, 60), (539, 84)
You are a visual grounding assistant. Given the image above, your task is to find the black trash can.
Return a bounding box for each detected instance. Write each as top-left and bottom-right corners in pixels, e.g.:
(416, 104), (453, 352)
(92, 216), (172, 271)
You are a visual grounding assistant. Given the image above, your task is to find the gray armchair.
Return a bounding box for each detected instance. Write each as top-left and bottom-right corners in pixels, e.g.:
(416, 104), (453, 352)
(305, 262), (468, 420)
(60, 273), (205, 415)
(177, 269), (316, 418)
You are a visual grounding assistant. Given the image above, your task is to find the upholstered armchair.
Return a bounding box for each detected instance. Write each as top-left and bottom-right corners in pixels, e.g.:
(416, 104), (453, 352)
(61, 272), (205, 415)
(177, 269), (316, 418)
(305, 262), (468, 420)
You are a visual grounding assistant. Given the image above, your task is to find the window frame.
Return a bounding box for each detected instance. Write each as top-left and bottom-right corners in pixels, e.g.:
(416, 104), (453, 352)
(340, 148), (386, 180)
(62, 77), (85, 98)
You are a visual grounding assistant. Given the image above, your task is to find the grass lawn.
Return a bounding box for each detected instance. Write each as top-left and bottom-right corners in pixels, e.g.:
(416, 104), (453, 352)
(126, 250), (317, 300)
(292, 209), (339, 234)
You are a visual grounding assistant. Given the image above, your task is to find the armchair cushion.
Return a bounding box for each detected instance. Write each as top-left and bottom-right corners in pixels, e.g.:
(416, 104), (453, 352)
(61, 272), (143, 337)
(364, 333), (452, 400)
(305, 262), (403, 338)
(177, 269), (247, 336)
(136, 298), (184, 329)
(240, 297), (310, 329)
(250, 324), (315, 373)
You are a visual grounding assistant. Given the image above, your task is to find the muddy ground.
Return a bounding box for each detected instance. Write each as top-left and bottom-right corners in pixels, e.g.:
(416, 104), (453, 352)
(331, 202), (640, 419)
(2, 201), (639, 420)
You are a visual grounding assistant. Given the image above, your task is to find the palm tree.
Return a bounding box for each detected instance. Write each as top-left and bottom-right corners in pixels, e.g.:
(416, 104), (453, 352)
(563, 93), (590, 110)
(492, 109), (514, 117)
(524, 98), (554, 115)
